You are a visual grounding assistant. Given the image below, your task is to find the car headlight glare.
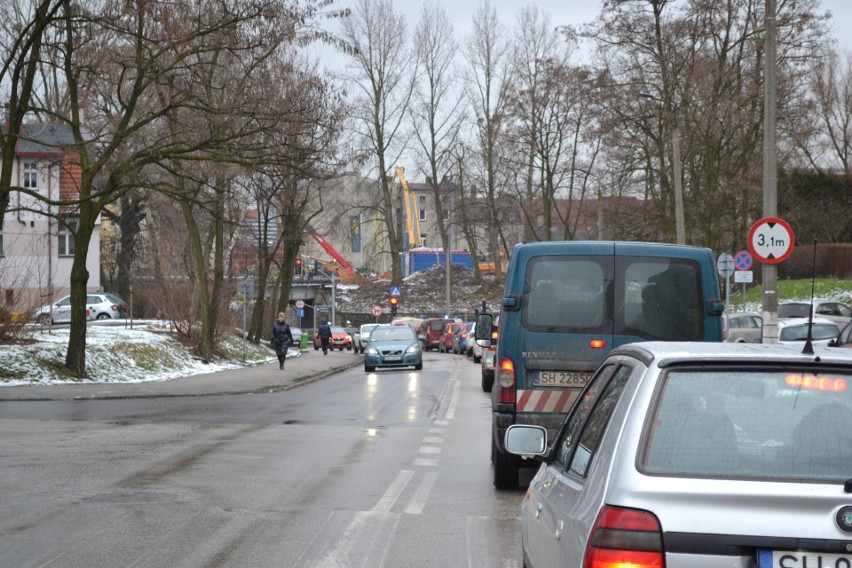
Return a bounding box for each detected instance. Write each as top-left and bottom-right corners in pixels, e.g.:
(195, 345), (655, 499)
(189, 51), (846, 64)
(406, 344), (421, 354)
(365, 347), (378, 355)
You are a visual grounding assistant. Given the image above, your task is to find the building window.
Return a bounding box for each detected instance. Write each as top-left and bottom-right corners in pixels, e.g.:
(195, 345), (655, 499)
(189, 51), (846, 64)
(58, 220), (77, 256)
(4, 289), (12, 306)
(0, 231), (3, 257)
(23, 163), (38, 189)
(420, 233), (427, 247)
(419, 195), (427, 221)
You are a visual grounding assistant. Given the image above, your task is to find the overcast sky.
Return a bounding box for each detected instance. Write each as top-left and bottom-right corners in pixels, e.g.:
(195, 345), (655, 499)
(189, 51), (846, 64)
(324, 0), (851, 55)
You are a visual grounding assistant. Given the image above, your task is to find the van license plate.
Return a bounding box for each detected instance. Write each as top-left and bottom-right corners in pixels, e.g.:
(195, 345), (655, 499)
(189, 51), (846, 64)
(535, 371), (591, 387)
(759, 550), (852, 568)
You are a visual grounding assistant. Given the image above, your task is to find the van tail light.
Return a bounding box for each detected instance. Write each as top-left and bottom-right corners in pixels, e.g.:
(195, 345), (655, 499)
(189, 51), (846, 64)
(498, 356), (516, 404)
(583, 506), (663, 568)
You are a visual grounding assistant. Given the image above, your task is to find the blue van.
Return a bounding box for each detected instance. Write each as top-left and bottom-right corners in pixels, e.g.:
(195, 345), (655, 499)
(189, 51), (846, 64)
(476, 241), (724, 489)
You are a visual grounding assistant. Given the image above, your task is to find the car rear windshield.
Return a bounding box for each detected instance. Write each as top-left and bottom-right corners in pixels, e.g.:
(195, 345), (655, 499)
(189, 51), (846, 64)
(779, 323), (839, 342)
(643, 367), (852, 481)
(778, 303), (809, 318)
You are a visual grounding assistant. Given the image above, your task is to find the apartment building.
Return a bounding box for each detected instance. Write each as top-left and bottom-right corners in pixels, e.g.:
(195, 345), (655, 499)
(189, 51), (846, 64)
(0, 122), (101, 313)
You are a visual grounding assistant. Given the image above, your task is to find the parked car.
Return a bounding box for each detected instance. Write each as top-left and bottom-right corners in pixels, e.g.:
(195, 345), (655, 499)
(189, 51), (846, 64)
(313, 326), (352, 351)
(363, 325), (423, 372)
(778, 299), (852, 327)
(439, 321), (464, 353)
(723, 311), (762, 343)
(453, 322), (475, 355)
(32, 293), (127, 324)
(418, 317), (458, 351)
(777, 317), (840, 347)
(832, 322), (852, 348)
(471, 323), (485, 363)
(505, 341), (852, 568)
(353, 323), (383, 354)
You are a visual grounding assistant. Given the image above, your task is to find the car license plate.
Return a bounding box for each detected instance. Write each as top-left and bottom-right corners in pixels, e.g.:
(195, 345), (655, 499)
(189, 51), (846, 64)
(534, 370), (591, 387)
(384, 355), (402, 361)
(759, 550), (852, 568)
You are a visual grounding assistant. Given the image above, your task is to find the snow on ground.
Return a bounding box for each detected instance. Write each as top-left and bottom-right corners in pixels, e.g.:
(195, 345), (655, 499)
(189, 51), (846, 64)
(0, 323), (287, 387)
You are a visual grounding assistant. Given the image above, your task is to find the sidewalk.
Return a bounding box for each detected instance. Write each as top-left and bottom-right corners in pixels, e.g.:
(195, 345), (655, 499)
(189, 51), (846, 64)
(0, 348), (363, 401)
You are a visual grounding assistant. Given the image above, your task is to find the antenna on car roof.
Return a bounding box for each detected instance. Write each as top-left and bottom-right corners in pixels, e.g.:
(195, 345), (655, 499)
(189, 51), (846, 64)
(802, 241), (818, 355)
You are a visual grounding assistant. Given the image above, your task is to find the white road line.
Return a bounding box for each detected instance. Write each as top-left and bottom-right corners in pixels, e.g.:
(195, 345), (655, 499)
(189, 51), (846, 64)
(445, 378), (462, 420)
(404, 471), (439, 515)
(414, 458), (438, 467)
(423, 436), (443, 444)
(372, 469), (414, 513)
(419, 445), (442, 454)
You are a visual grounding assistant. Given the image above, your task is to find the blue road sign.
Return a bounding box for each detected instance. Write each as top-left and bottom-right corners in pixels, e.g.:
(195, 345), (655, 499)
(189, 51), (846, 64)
(735, 250), (753, 271)
(296, 308), (304, 317)
(390, 286), (401, 297)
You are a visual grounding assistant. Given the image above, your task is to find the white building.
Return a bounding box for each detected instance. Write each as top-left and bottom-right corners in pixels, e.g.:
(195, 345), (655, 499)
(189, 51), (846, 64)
(0, 122), (101, 313)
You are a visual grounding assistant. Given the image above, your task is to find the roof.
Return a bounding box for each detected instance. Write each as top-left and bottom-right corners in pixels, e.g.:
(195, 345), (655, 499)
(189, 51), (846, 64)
(4, 123), (77, 156)
(610, 341), (852, 367)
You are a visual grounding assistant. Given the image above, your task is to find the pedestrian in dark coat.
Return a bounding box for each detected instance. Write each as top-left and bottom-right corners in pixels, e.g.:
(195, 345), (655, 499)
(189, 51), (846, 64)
(271, 312), (293, 370)
(317, 319), (332, 355)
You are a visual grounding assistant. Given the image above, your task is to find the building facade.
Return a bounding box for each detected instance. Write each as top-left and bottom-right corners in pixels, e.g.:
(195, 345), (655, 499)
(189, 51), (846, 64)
(0, 122), (101, 313)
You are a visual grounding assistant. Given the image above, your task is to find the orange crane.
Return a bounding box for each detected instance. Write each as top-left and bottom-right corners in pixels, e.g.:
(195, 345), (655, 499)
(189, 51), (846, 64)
(390, 167), (422, 249)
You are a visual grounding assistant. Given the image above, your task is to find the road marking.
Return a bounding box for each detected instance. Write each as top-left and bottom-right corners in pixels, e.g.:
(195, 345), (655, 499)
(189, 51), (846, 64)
(419, 445), (442, 454)
(423, 436), (443, 444)
(404, 471), (439, 515)
(372, 469), (413, 513)
(445, 378), (462, 419)
(414, 458), (438, 466)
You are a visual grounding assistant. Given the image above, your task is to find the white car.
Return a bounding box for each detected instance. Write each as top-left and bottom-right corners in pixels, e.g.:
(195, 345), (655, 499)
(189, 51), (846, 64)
(352, 323), (383, 354)
(777, 317), (840, 347)
(32, 293), (127, 324)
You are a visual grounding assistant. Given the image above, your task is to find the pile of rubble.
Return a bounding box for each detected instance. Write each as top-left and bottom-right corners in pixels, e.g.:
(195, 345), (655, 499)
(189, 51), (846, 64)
(336, 265), (504, 317)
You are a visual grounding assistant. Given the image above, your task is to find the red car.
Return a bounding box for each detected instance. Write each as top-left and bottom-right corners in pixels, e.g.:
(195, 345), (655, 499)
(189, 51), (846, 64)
(418, 317), (458, 351)
(439, 322), (465, 353)
(313, 326), (352, 351)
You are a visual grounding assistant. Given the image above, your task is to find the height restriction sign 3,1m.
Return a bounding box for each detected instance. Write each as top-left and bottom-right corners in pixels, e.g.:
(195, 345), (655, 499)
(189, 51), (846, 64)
(748, 217), (795, 264)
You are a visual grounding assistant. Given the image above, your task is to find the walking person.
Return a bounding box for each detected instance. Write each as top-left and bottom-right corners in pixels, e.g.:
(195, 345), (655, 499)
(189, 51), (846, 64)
(317, 319), (332, 355)
(271, 312), (293, 370)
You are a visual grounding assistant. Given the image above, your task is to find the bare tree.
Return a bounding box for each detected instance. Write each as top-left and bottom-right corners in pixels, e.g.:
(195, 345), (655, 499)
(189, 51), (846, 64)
(340, 0), (414, 287)
(464, 1), (512, 278)
(410, 1), (465, 312)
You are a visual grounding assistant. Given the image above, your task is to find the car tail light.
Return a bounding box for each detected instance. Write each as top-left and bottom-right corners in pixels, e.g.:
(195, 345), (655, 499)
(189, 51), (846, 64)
(583, 506), (663, 568)
(498, 356), (516, 403)
(589, 339), (607, 349)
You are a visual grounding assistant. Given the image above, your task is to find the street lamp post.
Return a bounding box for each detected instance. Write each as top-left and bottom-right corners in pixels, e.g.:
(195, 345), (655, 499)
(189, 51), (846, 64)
(638, 92), (685, 245)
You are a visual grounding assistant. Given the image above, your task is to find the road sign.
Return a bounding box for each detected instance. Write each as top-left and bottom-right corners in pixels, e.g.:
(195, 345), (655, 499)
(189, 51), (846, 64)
(295, 299), (305, 309)
(748, 217), (795, 264)
(717, 252), (735, 278)
(734, 250), (753, 271)
(734, 271), (753, 283)
(296, 308), (304, 317)
(370, 304), (383, 317)
(390, 286), (401, 297)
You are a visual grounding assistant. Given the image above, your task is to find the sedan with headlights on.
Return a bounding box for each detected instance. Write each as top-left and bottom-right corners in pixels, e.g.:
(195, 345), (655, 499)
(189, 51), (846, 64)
(363, 325), (422, 372)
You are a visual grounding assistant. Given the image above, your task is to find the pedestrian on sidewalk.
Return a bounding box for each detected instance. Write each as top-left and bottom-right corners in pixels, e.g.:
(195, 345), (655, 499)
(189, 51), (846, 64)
(271, 312), (293, 370)
(317, 319), (332, 355)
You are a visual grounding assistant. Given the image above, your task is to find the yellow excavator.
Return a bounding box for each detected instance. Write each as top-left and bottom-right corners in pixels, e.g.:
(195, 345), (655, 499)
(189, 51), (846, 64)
(390, 167), (422, 250)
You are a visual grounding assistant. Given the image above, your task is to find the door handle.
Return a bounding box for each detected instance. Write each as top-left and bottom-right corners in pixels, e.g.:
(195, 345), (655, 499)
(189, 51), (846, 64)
(535, 502), (542, 519)
(555, 520), (563, 540)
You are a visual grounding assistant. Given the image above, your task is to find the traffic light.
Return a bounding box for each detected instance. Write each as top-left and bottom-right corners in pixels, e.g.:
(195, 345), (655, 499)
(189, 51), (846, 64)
(295, 258), (302, 274)
(389, 296), (399, 316)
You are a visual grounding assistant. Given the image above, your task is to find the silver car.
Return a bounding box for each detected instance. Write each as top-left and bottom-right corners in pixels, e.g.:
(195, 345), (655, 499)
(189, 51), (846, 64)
(779, 299), (852, 327)
(506, 341), (852, 568)
(723, 311), (762, 343)
(32, 293), (126, 324)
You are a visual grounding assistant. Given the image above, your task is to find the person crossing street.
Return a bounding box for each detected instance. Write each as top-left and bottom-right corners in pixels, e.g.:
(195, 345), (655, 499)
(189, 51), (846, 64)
(271, 312), (294, 370)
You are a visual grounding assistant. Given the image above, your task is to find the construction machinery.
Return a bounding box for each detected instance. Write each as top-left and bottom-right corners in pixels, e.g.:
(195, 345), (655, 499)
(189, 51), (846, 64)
(390, 167), (422, 250)
(306, 224), (356, 278)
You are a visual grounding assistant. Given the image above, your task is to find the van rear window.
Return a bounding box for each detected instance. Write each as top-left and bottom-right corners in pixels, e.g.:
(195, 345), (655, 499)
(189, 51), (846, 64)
(523, 255), (704, 340)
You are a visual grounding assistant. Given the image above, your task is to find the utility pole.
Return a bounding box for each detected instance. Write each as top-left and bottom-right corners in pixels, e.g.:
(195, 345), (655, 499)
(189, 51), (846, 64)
(761, 0), (779, 344)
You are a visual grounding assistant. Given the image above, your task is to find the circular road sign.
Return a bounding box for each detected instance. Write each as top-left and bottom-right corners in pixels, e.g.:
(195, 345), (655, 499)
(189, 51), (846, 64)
(717, 252), (735, 278)
(734, 250), (753, 271)
(748, 217), (795, 264)
(295, 299), (305, 309)
(370, 304), (383, 317)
